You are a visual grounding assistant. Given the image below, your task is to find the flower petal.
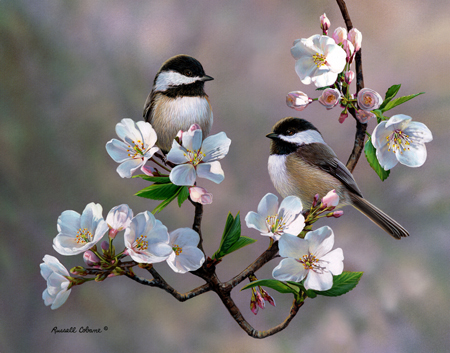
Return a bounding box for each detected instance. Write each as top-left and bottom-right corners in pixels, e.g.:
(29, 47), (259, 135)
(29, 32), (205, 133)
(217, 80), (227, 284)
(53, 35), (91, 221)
(245, 211), (268, 233)
(404, 121), (433, 143)
(396, 143), (427, 167)
(57, 210), (81, 236)
(321, 248), (344, 275)
(196, 162), (224, 184)
(166, 141), (189, 165)
(169, 228), (200, 248)
(170, 164), (197, 186)
(117, 158), (145, 178)
(278, 234), (309, 258)
(272, 258), (307, 282)
(305, 226), (334, 258)
(257, 193), (279, 218)
(201, 132), (231, 162)
(106, 139), (132, 163)
(167, 247), (205, 273)
(375, 143), (399, 170)
(304, 270), (333, 291)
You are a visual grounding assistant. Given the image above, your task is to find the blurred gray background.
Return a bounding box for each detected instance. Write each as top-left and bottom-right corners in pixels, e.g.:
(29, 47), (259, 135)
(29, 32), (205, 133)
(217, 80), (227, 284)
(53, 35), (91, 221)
(1, 0), (449, 352)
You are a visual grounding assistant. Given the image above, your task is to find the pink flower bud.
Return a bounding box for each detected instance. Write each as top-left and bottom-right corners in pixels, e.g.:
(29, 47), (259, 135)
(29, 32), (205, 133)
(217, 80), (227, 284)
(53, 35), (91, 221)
(318, 88), (341, 110)
(83, 251), (101, 266)
(348, 28), (362, 52)
(189, 123), (201, 132)
(342, 39), (354, 62)
(355, 109), (375, 124)
(286, 91), (311, 111)
(312, 193), (320, 208)
(338, 111), (349, 124)
(332, 210), (344, 218)
(101, 240), (109, 251)
(250, 290), (259, 315)
(320, 13), (330, 34)
(260, 287), (276, 307)
(255, 291), (265, 309)
(332, 27), (347, 44)
(189, 186), (213, 205)
(141, 164), (156, 176)
(357, 88), (383, 111)
(345, 70), (355, 84)
(322, 190), (339, 207)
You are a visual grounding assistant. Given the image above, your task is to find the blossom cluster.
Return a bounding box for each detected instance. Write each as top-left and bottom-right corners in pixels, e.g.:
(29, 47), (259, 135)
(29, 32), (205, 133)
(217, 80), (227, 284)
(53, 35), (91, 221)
(287, 14), (432, 172)
(245, 191), (344, 292)
(41, 203), (205, 309)
(106, 119), (231, 204)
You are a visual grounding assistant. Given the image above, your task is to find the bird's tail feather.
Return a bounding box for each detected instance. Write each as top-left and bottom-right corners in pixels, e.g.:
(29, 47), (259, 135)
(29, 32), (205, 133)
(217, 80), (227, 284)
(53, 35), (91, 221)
(350, 194), (409, 239)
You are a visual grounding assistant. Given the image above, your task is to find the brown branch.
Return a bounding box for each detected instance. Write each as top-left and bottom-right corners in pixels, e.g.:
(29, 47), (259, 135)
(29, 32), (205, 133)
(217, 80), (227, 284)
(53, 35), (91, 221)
(124, 268), (211, 302)
(336, 0), (366, 173)
(189, 197), (204, 252)
(222, 242), (279, 291)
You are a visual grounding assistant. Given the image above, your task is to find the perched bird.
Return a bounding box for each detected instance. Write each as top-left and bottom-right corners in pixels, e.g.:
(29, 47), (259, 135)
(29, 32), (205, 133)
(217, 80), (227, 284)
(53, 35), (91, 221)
(266, 117), (409, 239)
(143, 54), (214, 152)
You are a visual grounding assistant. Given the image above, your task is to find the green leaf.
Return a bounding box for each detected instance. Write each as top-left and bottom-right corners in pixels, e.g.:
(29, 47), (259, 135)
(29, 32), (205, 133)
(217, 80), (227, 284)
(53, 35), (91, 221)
(364, 137), (390, 181)
(135, 182), (180, 200)
(152, 187), (182, 214)
(177, 186), (190, 207)
(132, 175), (171, 184)
(310, 271), (363, 297)
(379, 84), (401, 111)
(212, 213), (242, 260)
(225, 236), (257, 254)
(241, 279), (300, 295)
(381, 92), (425, 112)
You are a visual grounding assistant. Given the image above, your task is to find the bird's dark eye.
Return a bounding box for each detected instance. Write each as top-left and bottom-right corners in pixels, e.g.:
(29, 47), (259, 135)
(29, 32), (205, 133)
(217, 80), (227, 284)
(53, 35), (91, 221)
(286, 129), (295, 136)
(184, 69), (193, 77)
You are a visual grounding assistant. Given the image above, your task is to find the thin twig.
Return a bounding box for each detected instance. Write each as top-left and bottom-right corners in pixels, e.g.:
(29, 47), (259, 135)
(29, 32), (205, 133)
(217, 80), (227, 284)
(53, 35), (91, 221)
(336, 0), (367, 173)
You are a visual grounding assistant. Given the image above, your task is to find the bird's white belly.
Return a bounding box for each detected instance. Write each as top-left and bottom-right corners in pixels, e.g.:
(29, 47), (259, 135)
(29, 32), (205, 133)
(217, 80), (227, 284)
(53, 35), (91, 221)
(167, 96), (212, 128)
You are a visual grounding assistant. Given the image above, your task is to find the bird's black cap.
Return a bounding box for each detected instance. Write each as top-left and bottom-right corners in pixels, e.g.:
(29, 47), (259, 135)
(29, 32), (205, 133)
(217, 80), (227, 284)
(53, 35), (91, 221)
(159, 54), (209, 79)
(270, 117), (319, 137)
(267, 117), (321, 155)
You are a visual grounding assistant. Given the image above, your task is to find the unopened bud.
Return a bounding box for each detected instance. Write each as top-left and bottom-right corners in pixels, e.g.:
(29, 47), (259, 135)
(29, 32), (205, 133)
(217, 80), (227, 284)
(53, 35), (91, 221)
(345, 70), (355, 85)
(83, 250), (101, 267)
(348, 28), (362, 52)
(286, 91), (311, 111)
(327, 210), (344, 218)
(320, 13), (330, 35)
(70, 266), (87, 276)
(95, 272), (109, 282)
(339, 111), (349, 124)
(332, 27), (347, 44)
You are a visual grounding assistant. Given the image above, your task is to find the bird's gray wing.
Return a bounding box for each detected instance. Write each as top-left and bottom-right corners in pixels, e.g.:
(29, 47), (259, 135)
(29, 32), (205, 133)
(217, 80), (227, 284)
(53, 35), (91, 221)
(296, 143), (363, 198)
(143, 91), (155, 123)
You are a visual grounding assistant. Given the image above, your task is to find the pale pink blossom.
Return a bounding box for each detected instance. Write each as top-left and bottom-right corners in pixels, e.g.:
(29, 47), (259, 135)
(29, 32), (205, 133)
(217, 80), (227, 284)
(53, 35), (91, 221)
(286, 91), (311, 111)
(319, 88), (341, 110)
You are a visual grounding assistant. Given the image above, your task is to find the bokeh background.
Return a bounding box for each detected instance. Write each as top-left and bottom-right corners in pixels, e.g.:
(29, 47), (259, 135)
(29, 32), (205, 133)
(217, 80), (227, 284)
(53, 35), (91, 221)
(1, 0), (449, 352)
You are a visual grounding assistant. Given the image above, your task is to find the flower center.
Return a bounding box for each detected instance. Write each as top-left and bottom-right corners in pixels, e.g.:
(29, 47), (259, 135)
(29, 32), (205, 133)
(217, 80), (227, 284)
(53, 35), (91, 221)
(184, 149), (205, 167)
(265, 215), (286, 235)
(134, 235), (148, 251)
(298, 252), (325, 273)
(386, 129), (412, 154)
(172, 244), (183, 256)
(127, 140), (149, 159)
(363, 95), (373, 106)
(76, 228), (93, 244)
(326, 94), (335, 103)
(312, 53), (327, 68)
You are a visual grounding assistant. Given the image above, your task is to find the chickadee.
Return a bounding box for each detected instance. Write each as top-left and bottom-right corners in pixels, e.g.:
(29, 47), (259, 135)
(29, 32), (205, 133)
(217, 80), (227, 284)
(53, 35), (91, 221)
(266, 117), (409, 239)
(143, 54), (214, 152)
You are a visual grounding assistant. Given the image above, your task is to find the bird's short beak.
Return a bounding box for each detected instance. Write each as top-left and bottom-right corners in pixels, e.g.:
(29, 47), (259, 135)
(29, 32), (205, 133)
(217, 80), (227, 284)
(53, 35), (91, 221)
(200, 75), (214, 82)
(266, 132), (279, 140)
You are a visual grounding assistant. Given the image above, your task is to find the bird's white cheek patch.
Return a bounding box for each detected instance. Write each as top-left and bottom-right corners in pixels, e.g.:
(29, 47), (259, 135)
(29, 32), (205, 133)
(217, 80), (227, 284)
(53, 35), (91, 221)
(154, 71), (201, 92)
(280, 130), (325, 145)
